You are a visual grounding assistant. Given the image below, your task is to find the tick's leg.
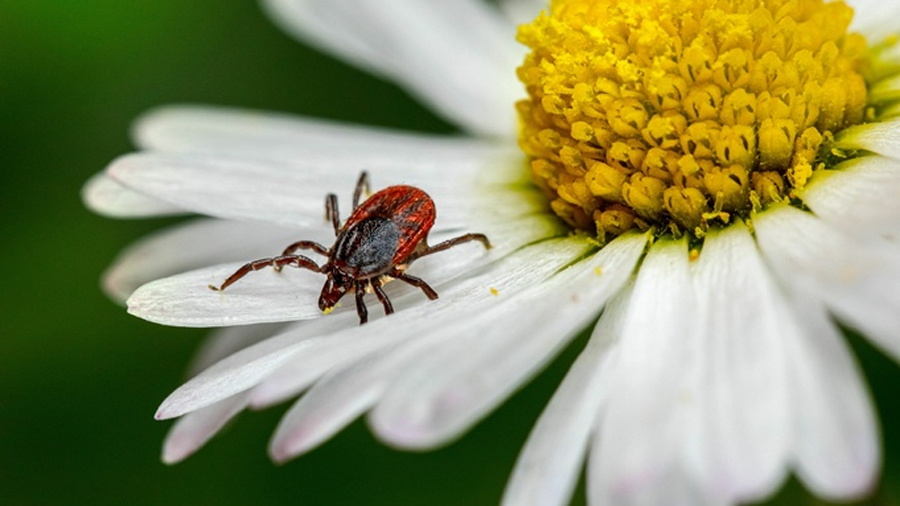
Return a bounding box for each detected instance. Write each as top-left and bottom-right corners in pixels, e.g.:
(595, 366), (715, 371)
(325, 193), (340, 235)
(372, 278), (394, 316)
(209, 255), (321, 291)
(281, 241), (329, 257)
(392, 271), (439, 300)
(354, 280), (369, 324)
(407, 233), (491, 263)
(352, 171), (370, 210)
(274, 240), (330, 271)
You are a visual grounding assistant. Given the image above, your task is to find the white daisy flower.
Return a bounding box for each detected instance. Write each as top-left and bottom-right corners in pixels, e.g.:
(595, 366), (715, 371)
(83, 0), (900, 504)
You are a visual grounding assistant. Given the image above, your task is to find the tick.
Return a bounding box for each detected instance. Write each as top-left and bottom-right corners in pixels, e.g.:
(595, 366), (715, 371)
(209, 171), (491, 324)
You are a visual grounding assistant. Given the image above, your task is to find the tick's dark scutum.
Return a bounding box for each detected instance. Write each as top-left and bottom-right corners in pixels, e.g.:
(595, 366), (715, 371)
(334, 217), (401, 275)
(344, 185), (437, 266)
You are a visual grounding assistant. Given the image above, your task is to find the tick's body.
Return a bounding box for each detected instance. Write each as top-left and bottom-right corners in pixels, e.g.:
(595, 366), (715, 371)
(210, 172), (490, 324)
(334, 185), (435, 279)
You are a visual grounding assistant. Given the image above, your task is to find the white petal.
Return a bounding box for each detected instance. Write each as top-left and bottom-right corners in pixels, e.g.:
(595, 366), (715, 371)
(133, 106), (517, 169)
(267, 345), (406, 462)
(687, 222), (792, 503)
(783, 294), (880, 500)
(260, 0), (522, 137)
(589, 239), (702, 506)
(834, 119), (900, 160)
(849, 0), (900, 44)
(127, 260), (326, 327)
(754, 206), (900, 362)
(398, 215), (566, 286)
(187, 322), (292, 375)
(498, 0), (546, 25)
(128, 214), (562, 328)
(103, 219), (310, 303)
(155, 316), (351, 420)
(256, 236), (590, 411)
(251, 235), (575, 412)
(591, 462), (721, 506)
(82, 172), (183, 218)
(107, 151), (537, 229)
(370, 232), (649, 449)
(156, 236), (589, 420)
(105, 153), (362, 228)
(800, 156), (900, 240)
(264, 237), (590, 458)
(501, 284), (631, 506)
(162, 393), (250, 464)
(162, 324), (283, 463)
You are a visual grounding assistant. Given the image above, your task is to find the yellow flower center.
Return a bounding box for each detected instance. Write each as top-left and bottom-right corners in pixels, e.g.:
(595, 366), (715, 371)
(516, 0), (869, 240)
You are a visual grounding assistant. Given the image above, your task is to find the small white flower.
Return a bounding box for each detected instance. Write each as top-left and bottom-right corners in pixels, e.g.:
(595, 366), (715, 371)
(83, 0), (900, 504)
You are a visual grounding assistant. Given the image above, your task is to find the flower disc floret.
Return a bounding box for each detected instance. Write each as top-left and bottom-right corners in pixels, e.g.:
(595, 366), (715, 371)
(517, 0), (869, 239)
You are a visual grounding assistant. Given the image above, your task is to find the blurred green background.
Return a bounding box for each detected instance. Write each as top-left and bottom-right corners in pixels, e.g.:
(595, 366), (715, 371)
(2, 1), (899, 504)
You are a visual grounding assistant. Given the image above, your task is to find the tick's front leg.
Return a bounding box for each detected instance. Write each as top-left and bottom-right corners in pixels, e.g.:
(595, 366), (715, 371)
(280, 240), (330, 257)
(209, 255), (321, 292)
(274, 240), (330, 271)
